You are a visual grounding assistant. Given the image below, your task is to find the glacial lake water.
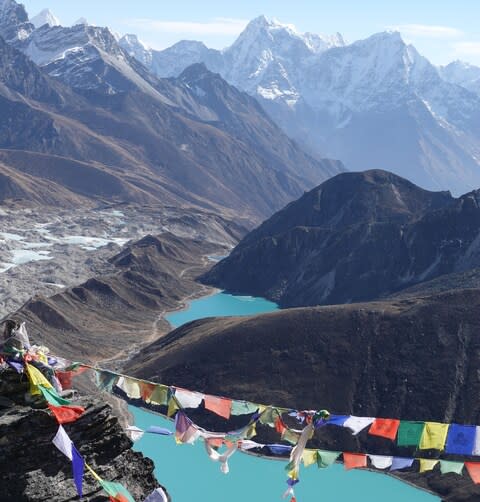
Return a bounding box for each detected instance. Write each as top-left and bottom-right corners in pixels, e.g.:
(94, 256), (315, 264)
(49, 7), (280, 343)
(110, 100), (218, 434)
(131, 291), (439, 502)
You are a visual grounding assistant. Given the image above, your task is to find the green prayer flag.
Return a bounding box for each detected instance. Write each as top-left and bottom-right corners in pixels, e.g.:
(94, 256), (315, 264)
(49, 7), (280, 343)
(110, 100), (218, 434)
(440, 460), (464, 475)
(39, 385), (72, 406)
(231, 400), (258, 416)
(397, 421), (425, 447)
(99, 480), (135, 502)
(259, 407), (280, 426)
(317, 450), (340, 468)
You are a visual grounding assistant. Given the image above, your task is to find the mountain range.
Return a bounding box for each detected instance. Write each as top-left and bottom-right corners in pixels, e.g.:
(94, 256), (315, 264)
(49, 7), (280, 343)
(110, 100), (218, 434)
(0, 0), (341, 221)
(203, 170), (480, 306)
(121, 16), (480, 196)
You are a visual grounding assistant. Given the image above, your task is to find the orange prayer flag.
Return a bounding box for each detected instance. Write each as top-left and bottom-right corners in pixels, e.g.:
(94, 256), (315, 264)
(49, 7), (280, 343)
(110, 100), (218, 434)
(368, 418), (400, 440)
(465, 462), (480, 484)
(208, 438), (224, 448)
(48, 404), (85, 424)
(343, 453), (367, 470)
(139, 382), (156, 401)
(204, 395), (232, 419)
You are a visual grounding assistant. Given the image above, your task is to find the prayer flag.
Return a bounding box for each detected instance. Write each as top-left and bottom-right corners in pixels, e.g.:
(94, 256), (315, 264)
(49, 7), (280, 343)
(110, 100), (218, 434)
(26, 363), (53, 394)
(144, 487), (169, 502)
(465, 462), (480, 484)
(174, 388), (204, 409)
(397, 421), (424, 447)
(446, 424), (476, 456)
(282, 428), (301, 445)
(390, 457), (414, 471)
(52, 426), (84, 498)
(419, 459), (439, 473)
(204, 395), (232, 419)
(259, 407), (279, 426)
(139, 382), (156, 401)
(268, 444), (292, 455)
(440, 460), (464, 475)
(48, 404), (85, 424)
(146, 426), (173, 436)
(275, 416), (287, 435)
(167, 397), (179, 417)
(96, 371), (118, 392)
(39, 385), (72, 406)
(302, 450), (318, 467)
(419, 422), (449, 451)
(126, 426), (144, 442)
(343, 416), (375, 435)
(99, 480), (135, 502)
(326, 415), (349, 426)
(147, 385), (169, 406)
(368, 418), (400, 440)
(369, 455), (393, 469)
(231, 401), (258, 416)
(317, 450), (340, 468)
(343, 453), (367, 470)
(116, 377), (141, 399)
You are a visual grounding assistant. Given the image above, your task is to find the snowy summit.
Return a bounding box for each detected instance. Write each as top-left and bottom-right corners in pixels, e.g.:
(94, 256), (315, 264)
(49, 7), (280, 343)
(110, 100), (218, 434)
(30, 8), (59, 29)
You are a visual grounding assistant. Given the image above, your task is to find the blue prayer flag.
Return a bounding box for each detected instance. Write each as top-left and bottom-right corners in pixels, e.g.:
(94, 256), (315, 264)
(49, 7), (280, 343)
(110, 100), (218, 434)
(446, 424), (476, 455)
(71, 445), (84, 498)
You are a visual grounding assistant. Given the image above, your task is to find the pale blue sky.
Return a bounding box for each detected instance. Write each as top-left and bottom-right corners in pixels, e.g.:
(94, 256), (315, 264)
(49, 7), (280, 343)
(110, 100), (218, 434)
(21, 0), (480, 65)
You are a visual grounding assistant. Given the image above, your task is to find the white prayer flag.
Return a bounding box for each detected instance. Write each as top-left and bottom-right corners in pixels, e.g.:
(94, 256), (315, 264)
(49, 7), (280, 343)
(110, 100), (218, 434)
(52, 425), (73, 460)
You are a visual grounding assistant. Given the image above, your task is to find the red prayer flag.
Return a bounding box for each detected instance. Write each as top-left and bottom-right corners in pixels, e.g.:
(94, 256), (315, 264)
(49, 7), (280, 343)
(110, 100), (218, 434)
(139, 382), (156, 401)
(208, 438), (224, 448)
(466, 462), (480, 484)
(368, 418), (401, 440)
(343, 453), (367, 470)
(204, 395), (232, 419)
(48, 404), (85, 424)
(275, 416), (287, 435)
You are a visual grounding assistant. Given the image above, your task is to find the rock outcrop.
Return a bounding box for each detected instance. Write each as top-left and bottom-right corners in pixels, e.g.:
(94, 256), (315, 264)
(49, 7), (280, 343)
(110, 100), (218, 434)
(202, 170), (480, 307)
(0, 367), (163, 501)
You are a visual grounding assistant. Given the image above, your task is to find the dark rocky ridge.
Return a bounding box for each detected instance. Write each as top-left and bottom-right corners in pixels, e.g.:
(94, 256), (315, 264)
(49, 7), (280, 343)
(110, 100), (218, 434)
(127, 288), (480, 501)
(202, 170), (480, 306)
(0, 368), (162, 501)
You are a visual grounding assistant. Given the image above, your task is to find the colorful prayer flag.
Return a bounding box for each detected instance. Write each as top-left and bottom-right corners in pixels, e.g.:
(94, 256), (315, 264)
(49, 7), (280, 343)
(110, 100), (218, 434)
(343, 416), (375, 435)
(369, 455), (393, 469)
(465, 462), (480, 484)
(317, 450), (340, 468)
(368, 418), (400, 440)
(204, 395), (232, 419)
(48, 404), (85, 424)
(397, 421), (424, 447)
(231, 400), (258, 416)
(174, 388), (204, 409)
(39, 385), (72, 406)
(440, 460), (464, 475)
(147, 385), (169, 406)
(25, 363), (53, 394)
(143, 487), (169, 502)
(419, 422), (449, 451)
(446, 424), (476, 456)
(301, 450), (318, 467)
(343, 453), (367, 470)
(390, 457), (414, 471)
(52, 425), (84, 497)
(419, 459), (439, 473)
(99, 480), (135, 502)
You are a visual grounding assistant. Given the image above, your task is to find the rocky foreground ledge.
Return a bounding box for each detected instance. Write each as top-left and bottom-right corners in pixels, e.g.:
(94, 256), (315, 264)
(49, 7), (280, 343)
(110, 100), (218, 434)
(0, 369), (164, 501)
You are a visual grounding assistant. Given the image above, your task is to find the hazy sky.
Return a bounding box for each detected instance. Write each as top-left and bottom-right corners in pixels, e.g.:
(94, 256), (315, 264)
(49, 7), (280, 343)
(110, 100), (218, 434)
(21, 0), (480, 66)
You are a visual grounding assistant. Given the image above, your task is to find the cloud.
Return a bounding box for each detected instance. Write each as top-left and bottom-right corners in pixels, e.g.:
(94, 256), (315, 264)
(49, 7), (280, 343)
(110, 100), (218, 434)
(122, 17), (249, 36)
(389, 24), (463, 39)
(453, 41), (480, 56)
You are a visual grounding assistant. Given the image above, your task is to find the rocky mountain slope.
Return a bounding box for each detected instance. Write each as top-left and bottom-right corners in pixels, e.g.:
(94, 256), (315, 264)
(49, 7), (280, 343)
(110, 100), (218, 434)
(0, 3), (342, 221)
(440, 61), (480, 96)
(138, 16), (480, 195)
(8, 232), (227, 363)
(127, 287), (480, 501)
(203, 170), (480, 307)
(0, 368), (162, 501)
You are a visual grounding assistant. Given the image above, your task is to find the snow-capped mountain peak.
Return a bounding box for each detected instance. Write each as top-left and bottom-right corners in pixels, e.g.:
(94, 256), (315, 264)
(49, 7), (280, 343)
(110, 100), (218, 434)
(439, 60), (480, 96)
(31, 8), (60, 29)
(73, 17), (88, 26)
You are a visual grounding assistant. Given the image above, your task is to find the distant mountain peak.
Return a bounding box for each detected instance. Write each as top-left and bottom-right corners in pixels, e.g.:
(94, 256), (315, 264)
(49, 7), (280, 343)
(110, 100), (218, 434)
(31, 8), (60, 28)
(73, 17), (88, 26)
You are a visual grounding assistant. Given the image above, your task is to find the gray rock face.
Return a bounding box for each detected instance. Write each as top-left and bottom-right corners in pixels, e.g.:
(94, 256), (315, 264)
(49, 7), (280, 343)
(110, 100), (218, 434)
(0, 0), (33, 44)
(202, 170), (480, 307)
(0, 368), (163, 501)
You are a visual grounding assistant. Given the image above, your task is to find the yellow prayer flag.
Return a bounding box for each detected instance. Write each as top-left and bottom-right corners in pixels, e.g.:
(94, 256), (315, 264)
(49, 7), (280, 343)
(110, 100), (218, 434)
(302, 449), (318, 468)
(419, 459), (439, 473)
(26, 363), (53, 395)
(282, 428), (301, 445)
(419, 422), (449, 450)
(259, 407), (279, 426)
(245, 422), (257, 439)
(167, 397), (179, 417)
(147, 385), (169, 406)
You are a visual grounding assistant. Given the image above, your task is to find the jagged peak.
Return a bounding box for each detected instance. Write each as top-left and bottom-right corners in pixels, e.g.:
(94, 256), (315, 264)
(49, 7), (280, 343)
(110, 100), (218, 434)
(31, 8), (60, 28)
(120, 33), (149, 50)
(73, 17), (88, 26)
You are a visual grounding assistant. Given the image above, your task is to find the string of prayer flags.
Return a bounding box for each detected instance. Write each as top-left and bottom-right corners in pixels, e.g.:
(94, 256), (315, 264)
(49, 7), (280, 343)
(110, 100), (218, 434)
(397, 421), (425, 447)
(116, 376), (141, 399)
(326, 415), (349, 427)
(465, 462), (480, 484)
(343, 453), (367, 470)
(440, 460), (465, 475)
(368, 418), (400, 440)
(147, 385), (169, 406)
(52, 425), (84, 498)
(317, 450), (341, 468)
(204, 395), (232, 419)
(419, 459), (439, 473)
(369, 455), (393, 469)
(343, 416), (375, 435)
(390, 457), (414, 471)
(445, 424), (476, 455)
(231, 400), (259, 416)
(419, 422), (449, 451)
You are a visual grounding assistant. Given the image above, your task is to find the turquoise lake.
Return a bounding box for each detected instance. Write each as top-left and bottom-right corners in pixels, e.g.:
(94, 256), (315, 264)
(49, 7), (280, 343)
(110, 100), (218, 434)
(131, 291), (439, 501)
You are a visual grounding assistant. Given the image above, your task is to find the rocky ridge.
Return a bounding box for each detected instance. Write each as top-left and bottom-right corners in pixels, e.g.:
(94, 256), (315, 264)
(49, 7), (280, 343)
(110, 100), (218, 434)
(202, 170), (480, 307)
